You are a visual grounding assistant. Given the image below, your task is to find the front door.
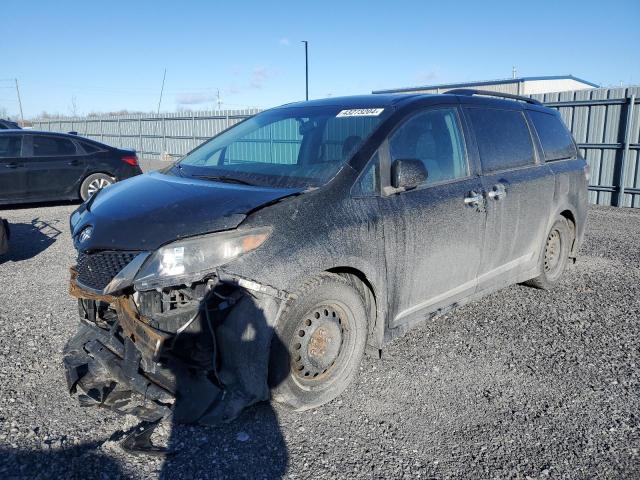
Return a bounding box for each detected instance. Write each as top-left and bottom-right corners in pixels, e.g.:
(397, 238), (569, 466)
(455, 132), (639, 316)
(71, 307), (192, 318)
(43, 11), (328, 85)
(0, 134), (26, 202)
(378, 106), (486, 328)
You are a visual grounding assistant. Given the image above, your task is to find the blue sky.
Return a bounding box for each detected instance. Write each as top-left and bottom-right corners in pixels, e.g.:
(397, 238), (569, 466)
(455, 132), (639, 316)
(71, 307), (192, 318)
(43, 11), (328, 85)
(2, 0), (639, 118)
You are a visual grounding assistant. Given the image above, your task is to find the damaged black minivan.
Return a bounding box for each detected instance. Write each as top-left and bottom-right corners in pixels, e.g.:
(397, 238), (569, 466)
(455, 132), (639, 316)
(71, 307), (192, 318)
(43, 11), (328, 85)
(64, 91), (588, 426)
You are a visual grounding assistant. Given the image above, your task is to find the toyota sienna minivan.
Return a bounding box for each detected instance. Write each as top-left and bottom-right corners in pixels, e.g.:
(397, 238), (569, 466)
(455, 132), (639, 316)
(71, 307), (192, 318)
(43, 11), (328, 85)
(63, 90), (588, 429)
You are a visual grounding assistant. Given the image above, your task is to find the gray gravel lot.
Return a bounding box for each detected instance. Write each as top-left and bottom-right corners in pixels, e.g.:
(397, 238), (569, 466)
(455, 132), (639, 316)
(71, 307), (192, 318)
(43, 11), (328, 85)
(0, 192), (638, 479)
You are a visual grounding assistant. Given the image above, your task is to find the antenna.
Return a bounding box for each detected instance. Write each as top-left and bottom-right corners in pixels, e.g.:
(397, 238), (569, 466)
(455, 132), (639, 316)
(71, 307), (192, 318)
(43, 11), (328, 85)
(157, 68), (166, 115)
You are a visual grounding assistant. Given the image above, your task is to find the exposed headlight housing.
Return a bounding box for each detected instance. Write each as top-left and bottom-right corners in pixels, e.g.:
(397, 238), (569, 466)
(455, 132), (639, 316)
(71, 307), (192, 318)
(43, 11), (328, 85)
(133, 227), (271, 291)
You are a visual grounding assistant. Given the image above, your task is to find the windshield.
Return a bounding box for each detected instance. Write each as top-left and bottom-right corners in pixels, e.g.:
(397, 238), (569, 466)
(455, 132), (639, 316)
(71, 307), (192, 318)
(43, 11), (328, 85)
(177, 105), (389, 188)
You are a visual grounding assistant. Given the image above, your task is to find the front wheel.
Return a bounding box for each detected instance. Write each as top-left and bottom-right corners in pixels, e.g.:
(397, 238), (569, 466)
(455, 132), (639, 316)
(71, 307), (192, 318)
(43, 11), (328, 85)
(269, 273), (368, 411)
(80, 173), (114, 201)
(524, 216), (573, 290)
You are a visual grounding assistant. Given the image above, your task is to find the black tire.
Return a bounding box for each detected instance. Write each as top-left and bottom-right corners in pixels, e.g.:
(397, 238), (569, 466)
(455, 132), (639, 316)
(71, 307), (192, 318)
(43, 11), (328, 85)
(80, 173), (114, 201)
(525, 216), (573, 290)
(269, 272), (368, 411)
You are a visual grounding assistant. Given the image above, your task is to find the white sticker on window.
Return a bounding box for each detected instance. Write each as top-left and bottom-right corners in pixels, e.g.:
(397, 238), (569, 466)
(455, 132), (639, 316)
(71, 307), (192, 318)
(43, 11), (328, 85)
(336, 108), (385, 117)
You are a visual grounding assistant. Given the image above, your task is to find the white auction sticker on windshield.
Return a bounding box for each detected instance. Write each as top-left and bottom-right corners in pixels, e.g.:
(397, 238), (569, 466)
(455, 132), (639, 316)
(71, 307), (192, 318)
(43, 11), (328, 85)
(336, 108), (385, 117)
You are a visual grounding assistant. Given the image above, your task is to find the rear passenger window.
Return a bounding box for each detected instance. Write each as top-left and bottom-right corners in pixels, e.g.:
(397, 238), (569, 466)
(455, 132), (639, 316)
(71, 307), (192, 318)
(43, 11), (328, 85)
(529, 110), (576, 161)
(389, 108), (468, 185)
(33, 136), (77, 156)
(467, 108), (534, 172)
(80, 141), (103, 154)
(0, 135), (22, 157)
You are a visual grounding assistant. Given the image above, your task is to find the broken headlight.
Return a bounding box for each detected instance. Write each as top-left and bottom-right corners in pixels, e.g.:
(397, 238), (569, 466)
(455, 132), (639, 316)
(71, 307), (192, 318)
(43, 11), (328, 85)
(133, 227), (271, 291)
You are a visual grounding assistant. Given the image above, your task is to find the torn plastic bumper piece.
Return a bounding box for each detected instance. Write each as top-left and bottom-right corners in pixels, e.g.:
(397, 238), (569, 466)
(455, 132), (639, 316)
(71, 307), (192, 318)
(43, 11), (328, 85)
(63, 322), (173, 422)
(65, 268), (176, 421)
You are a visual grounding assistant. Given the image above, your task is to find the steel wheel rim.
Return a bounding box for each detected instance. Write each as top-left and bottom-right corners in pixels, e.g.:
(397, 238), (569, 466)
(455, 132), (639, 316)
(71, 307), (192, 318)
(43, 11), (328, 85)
(87, 178), (111, 196)
(544, 229), (562, 274)
(291, 303), (348, 383)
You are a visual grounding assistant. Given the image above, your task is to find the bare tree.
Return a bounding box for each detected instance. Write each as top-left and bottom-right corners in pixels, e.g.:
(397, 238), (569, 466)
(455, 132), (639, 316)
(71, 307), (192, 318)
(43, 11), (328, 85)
(69, 96), (79, 117)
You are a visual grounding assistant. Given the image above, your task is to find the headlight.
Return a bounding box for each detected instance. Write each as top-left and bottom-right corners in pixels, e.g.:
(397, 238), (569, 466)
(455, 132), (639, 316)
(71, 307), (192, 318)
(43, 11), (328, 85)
(133, 227), (271, 291)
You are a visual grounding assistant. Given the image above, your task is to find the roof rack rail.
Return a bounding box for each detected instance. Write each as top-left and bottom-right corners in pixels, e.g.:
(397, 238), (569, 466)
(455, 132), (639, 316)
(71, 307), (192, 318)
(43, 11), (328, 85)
(445, 88), (542, 105)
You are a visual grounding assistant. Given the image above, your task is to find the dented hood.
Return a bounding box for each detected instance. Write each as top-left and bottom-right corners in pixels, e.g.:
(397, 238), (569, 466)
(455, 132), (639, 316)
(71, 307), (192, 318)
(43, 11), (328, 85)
(70, 171), (302, 252)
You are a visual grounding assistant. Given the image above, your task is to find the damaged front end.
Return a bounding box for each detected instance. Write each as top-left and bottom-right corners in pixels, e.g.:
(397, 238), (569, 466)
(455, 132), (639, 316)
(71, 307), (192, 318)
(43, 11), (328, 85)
(64, 258), (284, 426)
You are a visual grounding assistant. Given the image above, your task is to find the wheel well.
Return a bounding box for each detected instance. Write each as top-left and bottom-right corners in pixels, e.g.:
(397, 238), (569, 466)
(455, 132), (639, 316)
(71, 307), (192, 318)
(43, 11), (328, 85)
(559, 209), (577, 255)
(326, 267), (379, 350)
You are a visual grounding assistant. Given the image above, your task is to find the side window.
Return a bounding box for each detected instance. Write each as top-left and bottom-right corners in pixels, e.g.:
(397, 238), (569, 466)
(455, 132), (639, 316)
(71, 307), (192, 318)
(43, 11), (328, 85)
(33, 136), (78, 156)
(389, 108), (468, 185)
(0, 135), (22, 157)
(466, 108), (534, 172)
(80, 141), (103, 154)
(353, 151), (380, 196)
(529, 110), (576, 161)
(223, 118), (302, 165)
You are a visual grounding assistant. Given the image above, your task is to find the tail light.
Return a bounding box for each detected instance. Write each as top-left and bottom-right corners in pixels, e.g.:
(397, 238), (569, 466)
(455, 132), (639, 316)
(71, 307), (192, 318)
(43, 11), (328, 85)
(121, 155), (138, 167)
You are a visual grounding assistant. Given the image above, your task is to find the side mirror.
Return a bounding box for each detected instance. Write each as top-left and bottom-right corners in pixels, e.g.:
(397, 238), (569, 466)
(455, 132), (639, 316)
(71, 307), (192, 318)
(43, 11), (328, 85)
(391, 158), (428, 190)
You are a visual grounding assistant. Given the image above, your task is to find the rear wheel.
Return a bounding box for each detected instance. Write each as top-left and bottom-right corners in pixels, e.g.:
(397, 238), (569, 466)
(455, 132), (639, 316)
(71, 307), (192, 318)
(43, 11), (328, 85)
(525, 216), (573, 290)
(80, 173), (114, 201)
(269, 273), (367, 411)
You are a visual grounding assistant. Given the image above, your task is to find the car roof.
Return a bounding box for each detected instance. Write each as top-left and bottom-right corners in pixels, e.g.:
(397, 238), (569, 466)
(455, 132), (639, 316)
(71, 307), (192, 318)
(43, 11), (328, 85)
(277, 94), (432, 109)
(0, 129), (78, 137)
(271, 92), (551, 113)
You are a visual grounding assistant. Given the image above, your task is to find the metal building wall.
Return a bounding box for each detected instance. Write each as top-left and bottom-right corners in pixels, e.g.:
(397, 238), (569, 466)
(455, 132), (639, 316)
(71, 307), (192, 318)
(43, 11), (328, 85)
(31, 109), (260, 160)
(531, 86), (640, 207)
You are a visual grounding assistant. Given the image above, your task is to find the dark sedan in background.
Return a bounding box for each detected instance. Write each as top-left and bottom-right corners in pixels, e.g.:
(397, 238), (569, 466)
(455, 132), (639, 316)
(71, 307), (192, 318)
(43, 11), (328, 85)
(0, 119), (21, 130)
(0, 130), (142, 205)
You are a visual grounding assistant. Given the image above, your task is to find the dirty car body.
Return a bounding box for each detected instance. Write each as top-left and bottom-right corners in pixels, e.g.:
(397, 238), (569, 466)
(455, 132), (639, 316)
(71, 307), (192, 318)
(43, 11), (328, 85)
(64, 92), (588, 423)
(0, 218), (9, 255)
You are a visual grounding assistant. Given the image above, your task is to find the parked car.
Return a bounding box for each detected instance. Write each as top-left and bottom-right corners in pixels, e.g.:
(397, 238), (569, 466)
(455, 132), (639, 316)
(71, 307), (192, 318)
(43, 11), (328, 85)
(0, 119), (21, 130)
(0, 218), (9, 255)
(63, 91), (588, 426)
(0, 130), (142, 205)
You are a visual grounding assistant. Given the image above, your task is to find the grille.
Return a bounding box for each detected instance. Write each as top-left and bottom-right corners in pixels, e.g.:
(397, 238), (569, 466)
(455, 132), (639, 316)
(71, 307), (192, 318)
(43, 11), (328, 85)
(76, 251), (139, 291)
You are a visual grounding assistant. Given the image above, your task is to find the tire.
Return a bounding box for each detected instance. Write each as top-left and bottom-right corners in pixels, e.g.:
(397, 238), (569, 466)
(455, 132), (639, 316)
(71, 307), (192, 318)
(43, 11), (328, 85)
(524, 216), (573, 290)
(269, 272), (368, 411)
(80, 173), (114, 201)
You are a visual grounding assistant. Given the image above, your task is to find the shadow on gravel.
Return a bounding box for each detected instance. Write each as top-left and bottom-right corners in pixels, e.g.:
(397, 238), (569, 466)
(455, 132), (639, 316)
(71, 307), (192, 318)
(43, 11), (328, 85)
(0, 218), (62, 263)
(0, 443), (128, 479)
(159, 404), (289, 479)
(156, 294), (290, 479)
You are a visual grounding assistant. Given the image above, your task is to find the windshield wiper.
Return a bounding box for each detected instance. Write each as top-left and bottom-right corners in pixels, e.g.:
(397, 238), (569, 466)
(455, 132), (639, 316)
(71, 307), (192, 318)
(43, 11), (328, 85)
(192, 175), (257, 186)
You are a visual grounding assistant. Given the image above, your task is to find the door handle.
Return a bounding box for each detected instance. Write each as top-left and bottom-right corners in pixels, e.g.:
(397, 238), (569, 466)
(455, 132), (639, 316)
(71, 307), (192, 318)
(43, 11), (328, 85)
(464, 190), (484, 207)
(487, 183), (507, 201)
(68, 159), (80, 166)
(4, 162), (19, 169)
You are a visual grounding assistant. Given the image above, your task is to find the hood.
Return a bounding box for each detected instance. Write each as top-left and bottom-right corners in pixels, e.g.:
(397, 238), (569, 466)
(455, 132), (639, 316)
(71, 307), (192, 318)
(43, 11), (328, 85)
(71, 171), (302, 252)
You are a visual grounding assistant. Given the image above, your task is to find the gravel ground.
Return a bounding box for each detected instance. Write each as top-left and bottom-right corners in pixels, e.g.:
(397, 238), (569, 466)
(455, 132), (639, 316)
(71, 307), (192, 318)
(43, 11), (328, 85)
(0, 197), (638, 479)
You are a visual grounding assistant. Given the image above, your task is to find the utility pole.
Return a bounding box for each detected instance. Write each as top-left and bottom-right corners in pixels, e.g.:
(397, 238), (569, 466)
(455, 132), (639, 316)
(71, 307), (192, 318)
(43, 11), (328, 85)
(512, 66), (517, 79)
(216, 88), (222, 111)
(14, 78), (24, 126)
(301, 41), (309, 100)
(157, 68), (166, 115)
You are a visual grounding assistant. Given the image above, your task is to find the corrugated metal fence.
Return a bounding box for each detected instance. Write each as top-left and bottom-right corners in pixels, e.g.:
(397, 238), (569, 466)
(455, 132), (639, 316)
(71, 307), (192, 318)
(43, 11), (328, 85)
(531, 86), (640, 207)
(31, 109), (260, 160)
(31, 86), (640, 207)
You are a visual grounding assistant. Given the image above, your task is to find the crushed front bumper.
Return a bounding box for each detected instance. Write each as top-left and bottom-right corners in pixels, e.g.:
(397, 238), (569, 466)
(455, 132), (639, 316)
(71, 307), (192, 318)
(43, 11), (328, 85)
(64, 267), (281, 424)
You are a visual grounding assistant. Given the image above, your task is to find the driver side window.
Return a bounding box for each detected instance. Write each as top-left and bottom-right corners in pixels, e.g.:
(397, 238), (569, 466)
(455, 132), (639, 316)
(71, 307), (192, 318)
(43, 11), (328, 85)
(389, 108), (468, 186)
